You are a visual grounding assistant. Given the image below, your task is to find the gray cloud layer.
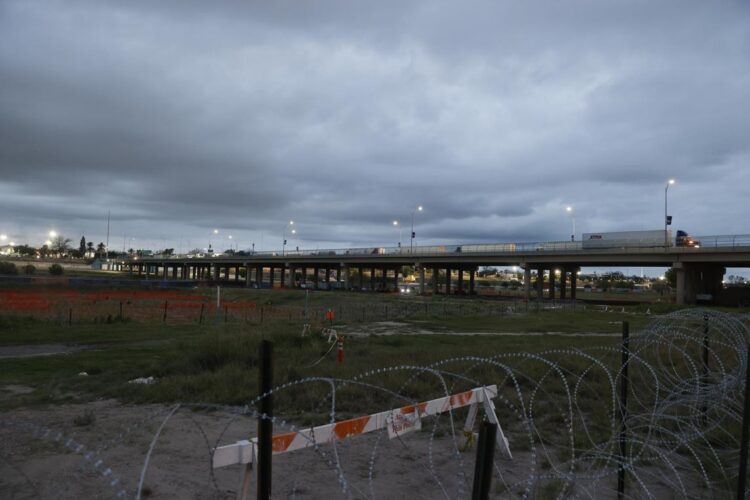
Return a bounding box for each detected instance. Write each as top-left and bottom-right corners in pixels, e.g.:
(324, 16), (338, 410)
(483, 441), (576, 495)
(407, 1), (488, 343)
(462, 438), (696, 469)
(1, 0), (749, 254)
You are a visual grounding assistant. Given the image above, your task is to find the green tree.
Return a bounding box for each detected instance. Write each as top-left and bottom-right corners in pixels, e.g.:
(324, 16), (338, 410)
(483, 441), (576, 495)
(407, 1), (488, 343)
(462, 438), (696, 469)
(51, 236), (72, 256)
(79, 236), (86, 255)
(664, 268), (677, 288)
(49, 263), (64, 275)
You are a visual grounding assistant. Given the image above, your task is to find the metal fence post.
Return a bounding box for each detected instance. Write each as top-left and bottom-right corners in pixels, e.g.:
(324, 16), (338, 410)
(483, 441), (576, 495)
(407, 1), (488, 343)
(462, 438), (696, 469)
(472, 420), (497, 499)
(702, 313), (709, 425)
(618, 321), (630, 499)
(738, 342), (750, 500)
(257, 340), (273, 500)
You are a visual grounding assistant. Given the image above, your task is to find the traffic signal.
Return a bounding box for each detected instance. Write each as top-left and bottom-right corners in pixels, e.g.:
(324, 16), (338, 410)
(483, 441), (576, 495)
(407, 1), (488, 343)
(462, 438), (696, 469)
(665, 215), (672, 225)
(411, 231), (416, 238)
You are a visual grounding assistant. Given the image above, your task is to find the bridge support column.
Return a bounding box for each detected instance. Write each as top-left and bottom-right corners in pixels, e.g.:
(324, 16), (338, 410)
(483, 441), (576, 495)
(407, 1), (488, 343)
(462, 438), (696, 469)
(381, 268), (387, 291)
(245, 263), (252, 287)
(536, 268), (544, 301)
(469, 269), (476, 295)
(571, 269), (578, 300)
(269, 267), (276, 288)
(256, 266), (263, 287)
(674, 263), (725, 305)
(549, 268), (556, 300)
(235, 266), (241, 281)
(370, 268), (375, 292)
(432, 267), (439, 295)
(446, 268), (452, 295)
(325, 268), (331, 289)
(394, 267), (400, 291)
(342, 265), (349, 290)
(523, 267), (531, 301)
(419, 265), (426, 295)
(358, 267), (364, 290)
(560, 268), (567, 300)
(457, 269), (464, 294)
(289, 265), (295, 287)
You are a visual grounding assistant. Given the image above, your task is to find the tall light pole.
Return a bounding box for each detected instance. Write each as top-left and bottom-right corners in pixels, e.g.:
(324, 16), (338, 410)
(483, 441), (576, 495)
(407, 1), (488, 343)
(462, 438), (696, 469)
(410, 205), (423, 254)
(209, 229), (218, 253)
(393, 220), (402, 250)
(282, 221), (295, 256)
(566, 206), (576, 242)
(665, 179), (675, 248)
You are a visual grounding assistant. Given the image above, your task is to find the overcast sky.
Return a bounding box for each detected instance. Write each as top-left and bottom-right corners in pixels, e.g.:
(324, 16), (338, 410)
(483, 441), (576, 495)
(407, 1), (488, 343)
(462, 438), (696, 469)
(1, 0), (749, 258)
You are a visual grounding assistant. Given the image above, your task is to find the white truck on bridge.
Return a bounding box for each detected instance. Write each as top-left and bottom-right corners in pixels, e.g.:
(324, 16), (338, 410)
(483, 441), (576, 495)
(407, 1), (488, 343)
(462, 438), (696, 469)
(582, 230), (670, 249)
(581, 229), (701, 249)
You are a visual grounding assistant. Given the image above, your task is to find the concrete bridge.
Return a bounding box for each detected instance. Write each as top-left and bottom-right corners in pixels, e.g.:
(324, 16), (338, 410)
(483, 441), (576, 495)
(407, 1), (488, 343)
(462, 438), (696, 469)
(114, 234), (750, 305)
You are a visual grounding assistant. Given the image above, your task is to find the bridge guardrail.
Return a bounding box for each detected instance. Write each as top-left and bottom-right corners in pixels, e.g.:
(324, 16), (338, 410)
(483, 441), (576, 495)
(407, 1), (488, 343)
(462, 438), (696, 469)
(127, 234), (750, 261)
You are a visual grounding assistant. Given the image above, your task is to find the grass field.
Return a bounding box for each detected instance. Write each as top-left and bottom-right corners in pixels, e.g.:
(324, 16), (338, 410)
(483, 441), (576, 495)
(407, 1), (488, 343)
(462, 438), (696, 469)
(0, 290), (650, 412)
(2, 285), (747, 498)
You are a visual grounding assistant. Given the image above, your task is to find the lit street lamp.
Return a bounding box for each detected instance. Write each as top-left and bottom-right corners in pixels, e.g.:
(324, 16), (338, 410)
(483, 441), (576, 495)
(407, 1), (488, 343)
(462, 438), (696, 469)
(566, 206), (576, 242)
(410, 205), (423, 254)
(665, 179), (675, 247)
(282, 221), (295, 256)
(0, 234), (6, 242)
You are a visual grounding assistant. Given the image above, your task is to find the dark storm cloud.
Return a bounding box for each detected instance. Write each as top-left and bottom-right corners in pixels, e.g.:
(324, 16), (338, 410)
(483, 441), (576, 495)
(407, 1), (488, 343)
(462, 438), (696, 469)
(1, 0), (749, 251)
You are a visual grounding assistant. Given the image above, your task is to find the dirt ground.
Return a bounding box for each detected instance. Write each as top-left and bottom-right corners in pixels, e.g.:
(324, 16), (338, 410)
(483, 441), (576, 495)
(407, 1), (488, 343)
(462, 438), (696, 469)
(0, 399), (527, 499)
(1, 397), (709, 499)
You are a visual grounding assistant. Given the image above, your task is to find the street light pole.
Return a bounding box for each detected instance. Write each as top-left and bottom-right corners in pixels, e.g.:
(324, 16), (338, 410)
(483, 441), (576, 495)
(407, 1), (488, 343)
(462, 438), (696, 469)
(393, 220), (402, 250)
(410, 205), (423, 254)
(566, 206), (576, 242)
(209, 229), (218, 253)
(282, 221), (294, 256)
(665, 179), (675, 248)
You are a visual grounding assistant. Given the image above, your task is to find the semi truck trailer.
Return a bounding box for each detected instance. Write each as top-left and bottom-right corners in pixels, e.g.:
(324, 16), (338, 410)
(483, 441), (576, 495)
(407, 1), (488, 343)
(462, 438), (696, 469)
(581, 230), (700, 249)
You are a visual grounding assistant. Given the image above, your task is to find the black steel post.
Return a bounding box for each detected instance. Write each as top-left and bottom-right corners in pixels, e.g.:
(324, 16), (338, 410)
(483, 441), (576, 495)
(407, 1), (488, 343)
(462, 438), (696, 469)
(472, 420), (497, 499)
(738, 342), (750, 500)
(702, 313), (709, 425)
(163, 300), (168, 323)
(258, 340), (273, 500)
(618, 321), (630, 499)
(199, 303), (204, 324)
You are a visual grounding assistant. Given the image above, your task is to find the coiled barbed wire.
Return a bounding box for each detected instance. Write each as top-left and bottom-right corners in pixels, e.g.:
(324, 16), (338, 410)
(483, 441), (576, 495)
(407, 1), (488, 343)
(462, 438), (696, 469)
(2, 309), (748, 498)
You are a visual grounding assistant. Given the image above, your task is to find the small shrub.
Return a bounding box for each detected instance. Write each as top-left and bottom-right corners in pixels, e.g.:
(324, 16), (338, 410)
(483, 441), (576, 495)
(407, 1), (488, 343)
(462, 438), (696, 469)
(23, 264), (36, 275)
(0, 261), (18, 275)
(49, 263), (64, 275)
(73, 410), (96, 427)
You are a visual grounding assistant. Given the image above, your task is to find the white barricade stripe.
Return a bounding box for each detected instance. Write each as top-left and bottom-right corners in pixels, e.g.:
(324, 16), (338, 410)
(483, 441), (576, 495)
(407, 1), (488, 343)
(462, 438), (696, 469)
(213, 385), (499, 468)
